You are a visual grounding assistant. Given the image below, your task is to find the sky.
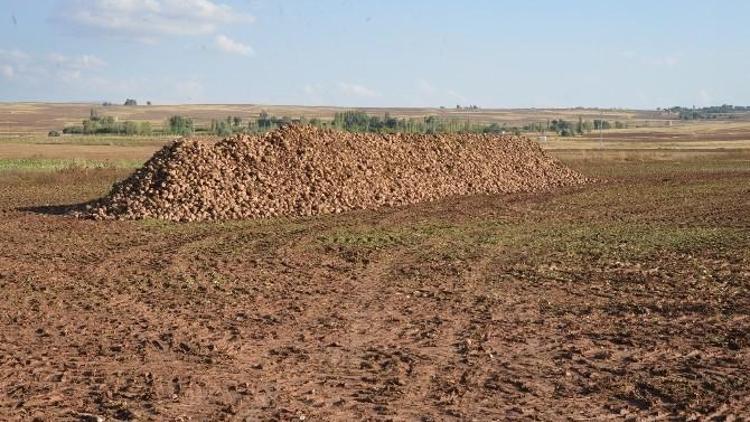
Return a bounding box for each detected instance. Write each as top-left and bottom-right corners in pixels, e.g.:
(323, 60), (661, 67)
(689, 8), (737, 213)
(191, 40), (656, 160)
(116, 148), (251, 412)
(0, 0), (748, 108)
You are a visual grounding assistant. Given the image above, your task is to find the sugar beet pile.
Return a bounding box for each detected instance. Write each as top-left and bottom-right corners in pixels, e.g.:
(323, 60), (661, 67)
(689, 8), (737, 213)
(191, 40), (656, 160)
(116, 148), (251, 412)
(84, 125), (589, 221)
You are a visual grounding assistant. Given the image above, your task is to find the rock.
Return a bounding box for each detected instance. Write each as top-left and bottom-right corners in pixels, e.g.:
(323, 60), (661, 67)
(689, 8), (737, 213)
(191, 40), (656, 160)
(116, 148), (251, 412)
(77, 413), (105, 422)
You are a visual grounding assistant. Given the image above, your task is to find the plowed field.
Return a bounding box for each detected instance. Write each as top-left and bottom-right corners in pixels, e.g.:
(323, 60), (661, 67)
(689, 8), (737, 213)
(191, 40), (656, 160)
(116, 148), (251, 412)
(1, 153), (749, 420)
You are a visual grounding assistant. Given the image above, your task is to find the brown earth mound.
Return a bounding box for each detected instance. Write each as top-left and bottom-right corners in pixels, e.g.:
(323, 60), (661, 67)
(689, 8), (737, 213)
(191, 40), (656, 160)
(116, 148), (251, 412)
(84, 125), (589, 221)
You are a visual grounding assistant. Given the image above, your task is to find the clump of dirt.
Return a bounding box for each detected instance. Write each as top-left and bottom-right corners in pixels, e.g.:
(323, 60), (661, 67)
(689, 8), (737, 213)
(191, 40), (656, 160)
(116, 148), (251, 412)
(83, 125), (589, 221)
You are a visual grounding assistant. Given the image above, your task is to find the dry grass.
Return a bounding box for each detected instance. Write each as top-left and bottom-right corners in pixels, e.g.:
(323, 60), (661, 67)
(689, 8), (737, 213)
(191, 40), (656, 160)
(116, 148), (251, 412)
(0, 143), (157, 162)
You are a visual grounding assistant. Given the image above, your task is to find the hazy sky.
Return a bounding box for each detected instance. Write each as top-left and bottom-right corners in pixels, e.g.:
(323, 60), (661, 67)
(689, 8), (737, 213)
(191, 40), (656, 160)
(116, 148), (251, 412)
(0, 0), (748, 108)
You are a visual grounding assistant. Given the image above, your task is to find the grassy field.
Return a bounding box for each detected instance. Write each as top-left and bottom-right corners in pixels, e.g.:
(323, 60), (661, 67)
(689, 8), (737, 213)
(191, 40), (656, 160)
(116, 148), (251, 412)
(0, 158), (143, 172)
(2, 141), (749, 173)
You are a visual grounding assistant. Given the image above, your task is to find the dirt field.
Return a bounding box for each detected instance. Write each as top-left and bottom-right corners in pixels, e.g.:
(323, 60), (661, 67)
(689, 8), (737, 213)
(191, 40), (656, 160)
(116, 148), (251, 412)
(1, 146), (749, 419)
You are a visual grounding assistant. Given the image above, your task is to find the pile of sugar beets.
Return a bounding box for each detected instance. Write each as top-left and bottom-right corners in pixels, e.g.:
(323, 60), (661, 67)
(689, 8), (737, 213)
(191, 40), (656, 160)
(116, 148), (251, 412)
(83, 125), (589, 222)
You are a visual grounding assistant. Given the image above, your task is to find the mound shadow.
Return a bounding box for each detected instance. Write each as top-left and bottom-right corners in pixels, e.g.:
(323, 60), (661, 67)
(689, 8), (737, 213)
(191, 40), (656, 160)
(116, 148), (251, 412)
(19, 201), (94, 217)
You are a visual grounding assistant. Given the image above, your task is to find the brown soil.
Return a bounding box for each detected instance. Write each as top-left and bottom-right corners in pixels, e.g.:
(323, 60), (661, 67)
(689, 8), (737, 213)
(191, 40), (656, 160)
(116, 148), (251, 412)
(84, 125), (588, 221)
(1, 158), (749, 420)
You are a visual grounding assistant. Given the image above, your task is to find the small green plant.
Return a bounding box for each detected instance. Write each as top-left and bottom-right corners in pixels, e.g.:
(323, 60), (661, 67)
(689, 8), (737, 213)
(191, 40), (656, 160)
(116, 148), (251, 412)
(0, 158), (142, 172)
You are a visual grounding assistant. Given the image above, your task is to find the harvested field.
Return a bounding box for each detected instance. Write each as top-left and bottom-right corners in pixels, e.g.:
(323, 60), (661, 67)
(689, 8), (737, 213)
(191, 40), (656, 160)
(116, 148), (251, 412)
(1, 150), (749, 420)
(84, 125), (588, 221)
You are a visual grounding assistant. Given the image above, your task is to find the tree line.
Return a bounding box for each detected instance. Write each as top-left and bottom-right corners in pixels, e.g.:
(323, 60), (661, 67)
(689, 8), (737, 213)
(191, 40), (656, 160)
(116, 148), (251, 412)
(62, 109), (152, 135)
(59, 109), (626, 137)
(660, 105), (750, 120)
(527, 118), (625, 136)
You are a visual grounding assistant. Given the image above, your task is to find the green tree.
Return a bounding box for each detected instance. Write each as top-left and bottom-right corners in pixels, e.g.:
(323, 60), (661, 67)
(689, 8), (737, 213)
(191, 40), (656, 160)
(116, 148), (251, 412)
(82, 119), (100, 134)
(123, 121), (139, 135)
(257, 111), (272, 130)
(139, 121), (152, 135)
(167, 115), (194, 135)
(211, 119), (232, 136)
(582, 120), (594, 132)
